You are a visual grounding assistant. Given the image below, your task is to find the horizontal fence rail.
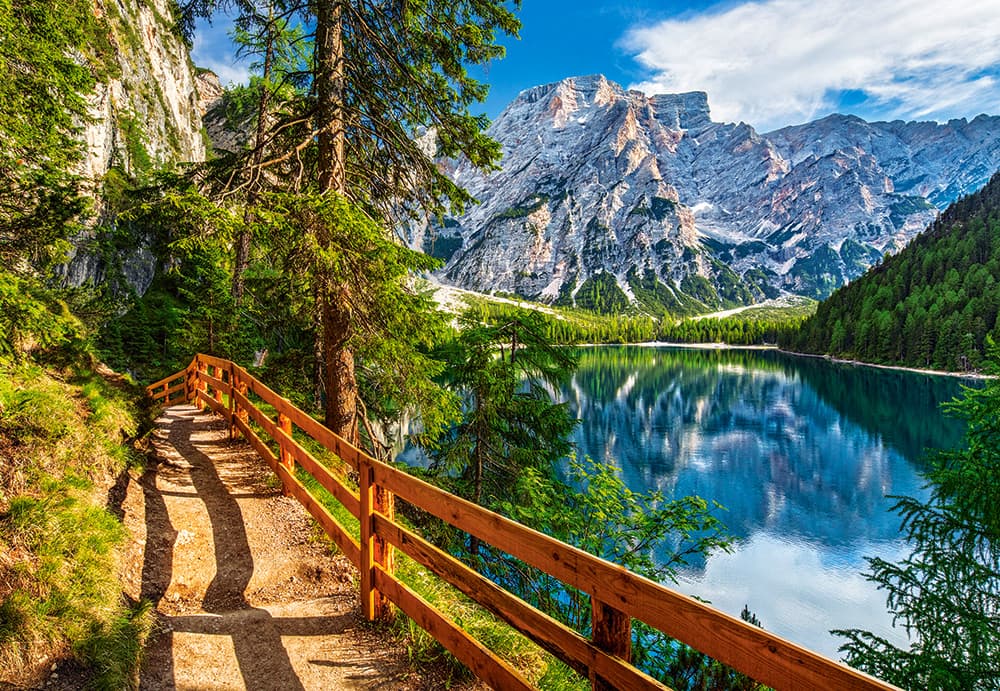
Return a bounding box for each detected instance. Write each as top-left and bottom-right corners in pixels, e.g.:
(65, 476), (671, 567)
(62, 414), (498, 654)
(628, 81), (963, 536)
(147, 354), (899, 691)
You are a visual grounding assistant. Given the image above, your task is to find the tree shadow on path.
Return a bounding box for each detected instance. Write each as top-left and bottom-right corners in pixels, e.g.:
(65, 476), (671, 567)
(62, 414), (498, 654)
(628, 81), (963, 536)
(139, 405), (330, 690)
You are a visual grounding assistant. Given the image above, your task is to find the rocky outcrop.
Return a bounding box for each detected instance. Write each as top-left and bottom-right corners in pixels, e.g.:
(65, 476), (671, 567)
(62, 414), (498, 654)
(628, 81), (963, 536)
(196, 70), (249, 154)
(433, 75), (1000, 310)
(82, 0), (205, 180)
(60, 0), (208, 294)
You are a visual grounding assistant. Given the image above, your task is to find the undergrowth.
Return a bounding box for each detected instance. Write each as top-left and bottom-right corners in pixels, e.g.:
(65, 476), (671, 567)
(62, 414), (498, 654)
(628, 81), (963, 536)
(0, 297), (155, 689)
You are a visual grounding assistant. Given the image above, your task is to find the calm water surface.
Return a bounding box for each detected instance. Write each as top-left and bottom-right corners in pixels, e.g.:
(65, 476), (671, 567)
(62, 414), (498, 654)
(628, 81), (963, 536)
(560, 345), (972, 658)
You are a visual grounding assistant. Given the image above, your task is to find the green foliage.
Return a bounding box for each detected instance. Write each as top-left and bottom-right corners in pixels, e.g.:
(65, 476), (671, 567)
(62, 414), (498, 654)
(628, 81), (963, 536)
(0, 0), (113, 268)
(493, 456), (746, 689)
(416, 316), (746, 687)
(835, 347), (1000, 689)
(94, 180), (242, 380)
(572, 272), (631, 314)
(76, 599), (155, 691)
(0, 271), (88, 361)
(0, 357), (151, 686)
(426, 310), (577, 506)
(787, 244), (844, 299)
(657, 312), (809, 346)
(501, 456), (730, 603)
(145, 0), (522, 442)
(100, 184), (456, 450)
(257, 192), (456, 443)
(118, 112), (155, 174)
(785, 171), (1000, 371)
(458, 294), (811, 348)
(0, 487), (152, 689)
(100, 245), (238, 381)
(679, 272), (721, 307)
(205, 11), (311, 148)
(186, 0), (520, 218)
(626, 267), (705, 318)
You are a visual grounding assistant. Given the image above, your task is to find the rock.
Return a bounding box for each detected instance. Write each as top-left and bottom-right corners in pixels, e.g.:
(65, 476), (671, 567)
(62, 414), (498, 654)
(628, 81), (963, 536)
(175, 529), (194, 546)
(57, 0), (208, 294)
(196, 70), (249, 154)
(427, 74), (1000, 307)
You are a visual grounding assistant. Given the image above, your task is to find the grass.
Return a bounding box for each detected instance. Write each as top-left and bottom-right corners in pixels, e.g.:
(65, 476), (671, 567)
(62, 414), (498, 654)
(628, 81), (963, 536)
(0, 358), (154, 688)
(703, 297), (818, 322)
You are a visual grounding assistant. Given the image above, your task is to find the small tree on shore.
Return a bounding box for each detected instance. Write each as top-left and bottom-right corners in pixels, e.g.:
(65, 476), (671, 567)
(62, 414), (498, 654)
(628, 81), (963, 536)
(835, 343), (1000, 689)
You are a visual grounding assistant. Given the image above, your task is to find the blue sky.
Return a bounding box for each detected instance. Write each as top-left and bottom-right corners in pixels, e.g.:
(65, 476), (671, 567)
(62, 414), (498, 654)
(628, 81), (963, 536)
(192, 0), (1000, 132)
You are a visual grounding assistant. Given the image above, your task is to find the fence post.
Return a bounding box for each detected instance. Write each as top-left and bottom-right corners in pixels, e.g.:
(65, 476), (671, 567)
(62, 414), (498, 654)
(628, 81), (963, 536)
(213, 364), (224, 406)
(278, 405), (293, 496)
(197, 358), (209, 411)
(237, 379), (248, 430)
(591, 599), (631, 691)
(228, 363), (238, 440)
(360, 457), (394, 622)
(186, 359), (197, 404)
(373, 482), (394, 621)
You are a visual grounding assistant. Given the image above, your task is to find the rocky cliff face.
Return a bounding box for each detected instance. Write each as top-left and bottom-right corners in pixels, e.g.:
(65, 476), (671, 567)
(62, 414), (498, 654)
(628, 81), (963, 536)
(433, 75), (1000, 311)
(83, 0), (205, 179)
(60, 0), (207, 294)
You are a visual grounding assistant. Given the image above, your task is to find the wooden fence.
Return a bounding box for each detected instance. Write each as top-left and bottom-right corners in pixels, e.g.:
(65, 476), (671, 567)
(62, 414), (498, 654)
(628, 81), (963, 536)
(146, 354), (899, 691)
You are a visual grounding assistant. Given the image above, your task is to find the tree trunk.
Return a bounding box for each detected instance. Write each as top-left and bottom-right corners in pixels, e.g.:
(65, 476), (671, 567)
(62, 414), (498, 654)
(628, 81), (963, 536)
(314, 0), (357, 442)
(322, 282), (358, 443)
(232, 227), (251, 305)
(316, 0), (346, 195)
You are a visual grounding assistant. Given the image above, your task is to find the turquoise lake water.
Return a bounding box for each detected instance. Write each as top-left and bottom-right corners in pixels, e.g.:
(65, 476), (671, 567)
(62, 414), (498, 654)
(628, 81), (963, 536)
(560, 345), (972, 658)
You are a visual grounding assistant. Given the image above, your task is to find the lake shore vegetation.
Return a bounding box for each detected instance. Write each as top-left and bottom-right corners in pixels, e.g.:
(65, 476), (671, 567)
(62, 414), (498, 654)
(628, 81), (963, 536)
(783, 172), (1000, 373)
(835, 345), (1000, 689)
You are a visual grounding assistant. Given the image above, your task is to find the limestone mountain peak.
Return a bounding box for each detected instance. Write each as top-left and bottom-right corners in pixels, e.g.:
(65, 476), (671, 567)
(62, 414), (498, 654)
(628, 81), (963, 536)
(420, 74), (1000, 313)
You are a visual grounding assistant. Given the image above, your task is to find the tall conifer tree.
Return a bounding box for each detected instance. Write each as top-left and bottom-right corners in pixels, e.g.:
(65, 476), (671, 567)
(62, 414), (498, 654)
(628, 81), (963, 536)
(183, 0), (520, 441)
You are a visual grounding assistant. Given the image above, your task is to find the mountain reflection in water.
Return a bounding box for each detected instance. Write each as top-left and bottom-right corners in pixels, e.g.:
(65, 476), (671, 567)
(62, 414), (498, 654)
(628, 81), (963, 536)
(561, 345), (972, 658)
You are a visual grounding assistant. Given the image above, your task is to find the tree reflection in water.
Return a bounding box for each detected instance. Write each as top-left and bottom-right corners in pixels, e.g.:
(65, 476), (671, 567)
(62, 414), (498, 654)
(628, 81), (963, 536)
(560, 345), (973, 657)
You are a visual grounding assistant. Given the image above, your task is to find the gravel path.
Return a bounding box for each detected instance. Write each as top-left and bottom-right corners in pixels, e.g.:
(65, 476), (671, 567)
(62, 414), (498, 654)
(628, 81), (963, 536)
(122, 404), (428, 690)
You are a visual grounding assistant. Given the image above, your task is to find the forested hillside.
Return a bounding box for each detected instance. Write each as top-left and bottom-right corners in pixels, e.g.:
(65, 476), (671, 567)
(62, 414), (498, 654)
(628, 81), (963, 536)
(784, 171), (1000, 371)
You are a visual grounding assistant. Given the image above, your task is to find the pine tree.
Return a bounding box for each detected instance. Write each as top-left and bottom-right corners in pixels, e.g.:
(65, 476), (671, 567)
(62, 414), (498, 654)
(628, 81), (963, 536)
(835, 345), (1000, 689)
(182, 0), (520, 443)
(426, 311), (578, 520)
(0, 0), (112, 268)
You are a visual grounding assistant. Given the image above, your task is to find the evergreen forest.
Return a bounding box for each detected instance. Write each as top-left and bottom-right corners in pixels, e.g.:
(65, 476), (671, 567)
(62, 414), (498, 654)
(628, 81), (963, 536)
(784, 171), (1000, 371)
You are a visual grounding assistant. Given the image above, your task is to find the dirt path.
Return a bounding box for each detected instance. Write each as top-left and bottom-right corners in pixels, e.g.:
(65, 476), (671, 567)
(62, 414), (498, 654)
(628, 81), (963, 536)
(120, 404), (429, 690)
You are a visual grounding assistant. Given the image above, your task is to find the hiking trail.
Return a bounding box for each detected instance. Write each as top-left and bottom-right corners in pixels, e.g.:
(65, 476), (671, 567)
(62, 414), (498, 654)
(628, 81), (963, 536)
(120, 404), (442, 690)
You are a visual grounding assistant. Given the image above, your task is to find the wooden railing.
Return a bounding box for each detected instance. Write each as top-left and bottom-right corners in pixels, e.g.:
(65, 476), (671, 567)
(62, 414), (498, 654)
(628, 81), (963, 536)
(146, 354), (899, 691)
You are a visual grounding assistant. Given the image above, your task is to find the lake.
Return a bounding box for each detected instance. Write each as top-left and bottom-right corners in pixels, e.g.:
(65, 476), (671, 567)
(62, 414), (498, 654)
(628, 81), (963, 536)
(560, 345), (972, 659)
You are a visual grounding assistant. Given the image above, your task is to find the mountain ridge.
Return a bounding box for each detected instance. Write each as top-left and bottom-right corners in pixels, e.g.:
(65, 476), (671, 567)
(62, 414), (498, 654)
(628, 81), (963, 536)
(421, 74), (1000, 314)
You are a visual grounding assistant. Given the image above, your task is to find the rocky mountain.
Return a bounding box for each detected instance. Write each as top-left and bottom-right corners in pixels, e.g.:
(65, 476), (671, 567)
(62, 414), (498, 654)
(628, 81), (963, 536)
(60, 0), (208, 293)
(425, 75), (1000, 313)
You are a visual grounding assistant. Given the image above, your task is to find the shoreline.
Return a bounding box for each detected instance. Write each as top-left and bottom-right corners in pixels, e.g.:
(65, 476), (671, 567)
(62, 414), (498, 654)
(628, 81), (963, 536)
(581, 341), (991, 380)
(776, 348), (992, 380)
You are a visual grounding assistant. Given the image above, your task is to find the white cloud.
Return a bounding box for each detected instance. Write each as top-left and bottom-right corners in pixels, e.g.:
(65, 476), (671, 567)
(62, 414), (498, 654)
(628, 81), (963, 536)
(190, 17), (250, 87)
(622, 0), (1000, 131)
